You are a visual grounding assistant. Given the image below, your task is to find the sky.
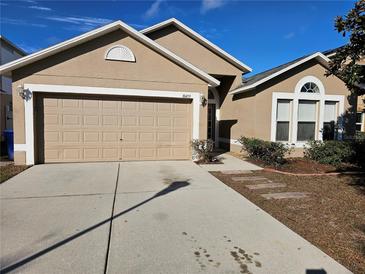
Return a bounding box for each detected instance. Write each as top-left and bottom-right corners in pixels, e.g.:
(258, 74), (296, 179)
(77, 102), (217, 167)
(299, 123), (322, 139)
(0, 0), (355, 75)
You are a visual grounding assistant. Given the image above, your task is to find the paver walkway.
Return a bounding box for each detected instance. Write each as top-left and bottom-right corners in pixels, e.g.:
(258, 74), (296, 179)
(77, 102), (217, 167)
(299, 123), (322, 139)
(228, 175), (310, 200)
(246, 183), (287, 190)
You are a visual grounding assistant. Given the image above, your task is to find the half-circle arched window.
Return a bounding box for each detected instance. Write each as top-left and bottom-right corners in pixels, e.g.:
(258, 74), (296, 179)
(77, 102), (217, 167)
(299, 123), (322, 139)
(105, 45), (135, 62)
(300, 82), (320, 93)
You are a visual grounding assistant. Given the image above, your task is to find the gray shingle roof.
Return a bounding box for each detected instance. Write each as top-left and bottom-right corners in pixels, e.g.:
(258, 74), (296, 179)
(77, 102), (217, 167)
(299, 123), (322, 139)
(240, 54), (309, 88)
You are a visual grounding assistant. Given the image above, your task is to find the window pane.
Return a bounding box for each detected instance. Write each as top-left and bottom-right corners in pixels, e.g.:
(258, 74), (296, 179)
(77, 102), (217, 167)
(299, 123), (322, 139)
(323, 122), (335, 140)
(356, 112), (362, 123)
(297, 122), (315, 141)
(277, 100), (290, 121)
(276, 122), (289, 141)
(356, 124), (362, 131)
(298, 100), (316, 121)
(324, 102), (337, 122)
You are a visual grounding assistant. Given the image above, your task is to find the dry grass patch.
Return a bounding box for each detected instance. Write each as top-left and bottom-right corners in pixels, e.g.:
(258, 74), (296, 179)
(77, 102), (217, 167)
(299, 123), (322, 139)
(0, 164), (28, 183)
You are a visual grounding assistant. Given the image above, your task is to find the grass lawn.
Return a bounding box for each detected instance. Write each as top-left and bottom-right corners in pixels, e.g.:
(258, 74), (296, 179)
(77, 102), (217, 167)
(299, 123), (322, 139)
(0, 164), (28, 183)
(211, 170), (365, 274)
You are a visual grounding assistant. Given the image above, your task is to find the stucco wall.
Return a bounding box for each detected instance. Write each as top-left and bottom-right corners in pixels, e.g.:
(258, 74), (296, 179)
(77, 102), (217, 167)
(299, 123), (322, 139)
(146, 25), (244, 90)
(11, 29), (209, 164)
(220, 60), (354, 150)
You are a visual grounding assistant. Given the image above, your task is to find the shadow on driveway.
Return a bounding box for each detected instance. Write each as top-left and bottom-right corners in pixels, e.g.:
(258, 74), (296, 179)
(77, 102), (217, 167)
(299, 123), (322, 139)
(1, 180), (190, 273)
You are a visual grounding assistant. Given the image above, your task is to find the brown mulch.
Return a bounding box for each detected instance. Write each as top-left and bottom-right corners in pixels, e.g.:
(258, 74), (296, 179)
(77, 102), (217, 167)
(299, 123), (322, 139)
(245, 157), (363, 174)
(0, 164), (28, 183)
(211, 170), (365, 274)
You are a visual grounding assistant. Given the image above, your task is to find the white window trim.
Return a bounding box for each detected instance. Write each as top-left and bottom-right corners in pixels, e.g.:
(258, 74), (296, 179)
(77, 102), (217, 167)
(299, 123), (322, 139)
(271, 76), (345, 147)
(16, 84), (202, 165)
(356, 111), (365, 132)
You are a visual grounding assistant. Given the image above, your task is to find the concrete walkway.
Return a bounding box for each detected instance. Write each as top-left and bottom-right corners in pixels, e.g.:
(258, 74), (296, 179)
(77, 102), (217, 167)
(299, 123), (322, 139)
(199, 153), (262, 171)
(0, 161), (351, 273)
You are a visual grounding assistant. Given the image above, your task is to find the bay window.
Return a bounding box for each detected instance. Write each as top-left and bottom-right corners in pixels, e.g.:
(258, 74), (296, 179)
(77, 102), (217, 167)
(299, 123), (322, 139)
(272, 76), (345, 146)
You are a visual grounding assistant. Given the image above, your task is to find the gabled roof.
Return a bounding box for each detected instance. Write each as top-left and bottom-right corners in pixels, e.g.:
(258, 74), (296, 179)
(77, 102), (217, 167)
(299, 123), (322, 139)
(230, 52), (330, 95)
(0, 35), (27, 57)
(141, 18), (252, 73)
(0, 20), (220, 87)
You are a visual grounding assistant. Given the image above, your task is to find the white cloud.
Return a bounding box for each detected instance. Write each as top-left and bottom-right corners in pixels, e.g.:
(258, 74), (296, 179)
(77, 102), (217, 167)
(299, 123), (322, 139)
(129, 23), (148, 29)
(284, 32), (295, 39)
(45, 16), (113, 25)
(22, 0), (38, 3)
(144, 0), (164, 19)
(45, 16), (113, 32)
(1, 18), (46, 28)
(29, 5), (52, 11)
(201, 0), (226, 14)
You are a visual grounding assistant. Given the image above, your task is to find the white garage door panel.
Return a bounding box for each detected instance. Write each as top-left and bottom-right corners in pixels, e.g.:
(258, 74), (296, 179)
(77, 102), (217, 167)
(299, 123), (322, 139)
(38, 94), (192, 163)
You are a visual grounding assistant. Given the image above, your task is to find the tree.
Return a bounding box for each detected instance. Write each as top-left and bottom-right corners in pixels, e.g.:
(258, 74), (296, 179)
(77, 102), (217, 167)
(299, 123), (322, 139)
(326, 0), (365, 95)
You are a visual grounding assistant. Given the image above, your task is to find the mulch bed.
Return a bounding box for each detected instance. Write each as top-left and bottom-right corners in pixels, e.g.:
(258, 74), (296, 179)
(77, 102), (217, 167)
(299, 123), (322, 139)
(246, 157), (363, 174)
(211, 170), (365, 274)
(0, 164), (29, 183)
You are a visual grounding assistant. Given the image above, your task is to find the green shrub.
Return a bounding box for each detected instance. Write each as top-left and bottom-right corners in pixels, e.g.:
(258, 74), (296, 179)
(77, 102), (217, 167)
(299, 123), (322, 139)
(237, 137), (291, 166)
(304, 140), (354, 167)
(351, 136), (365, 168)
(191, 139), (214, 163)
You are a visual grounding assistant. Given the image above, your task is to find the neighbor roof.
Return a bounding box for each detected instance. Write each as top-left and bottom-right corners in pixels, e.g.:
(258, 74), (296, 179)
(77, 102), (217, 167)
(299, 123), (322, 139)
(229, 52), (330, 95)
(0, 20), (220, 87)
(141, 18), (252, 73)
(0, 35), (27, 57)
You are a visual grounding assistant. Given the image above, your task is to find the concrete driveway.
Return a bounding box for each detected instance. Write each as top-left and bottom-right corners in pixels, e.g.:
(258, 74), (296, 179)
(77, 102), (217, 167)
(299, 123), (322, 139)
(0, 161), (350, 274)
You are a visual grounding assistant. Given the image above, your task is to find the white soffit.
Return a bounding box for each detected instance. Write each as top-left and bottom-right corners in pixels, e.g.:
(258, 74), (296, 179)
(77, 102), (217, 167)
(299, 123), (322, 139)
(229, 52), (331, 95)
(0, 20), (220, 87)
(141, 18), (252, 73)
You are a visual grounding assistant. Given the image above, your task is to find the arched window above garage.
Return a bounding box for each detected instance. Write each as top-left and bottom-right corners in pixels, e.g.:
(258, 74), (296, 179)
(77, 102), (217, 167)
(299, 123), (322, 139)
(105, 45), (135, 62)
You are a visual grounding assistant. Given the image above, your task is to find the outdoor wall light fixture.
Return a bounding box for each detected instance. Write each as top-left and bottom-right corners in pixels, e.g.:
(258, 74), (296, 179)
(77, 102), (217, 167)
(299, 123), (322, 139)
(200, 94), (207, 106)
(17, 85), (31, 100)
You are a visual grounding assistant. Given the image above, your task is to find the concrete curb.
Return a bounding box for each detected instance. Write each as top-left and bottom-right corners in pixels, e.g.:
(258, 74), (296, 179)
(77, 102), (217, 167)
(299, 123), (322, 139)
(263, 167), (365, 177)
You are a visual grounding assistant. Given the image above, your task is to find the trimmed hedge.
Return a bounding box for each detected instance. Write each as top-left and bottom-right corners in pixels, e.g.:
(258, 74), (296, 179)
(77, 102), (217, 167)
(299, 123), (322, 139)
(304, 140), (354, 167)
(237, 137), (291, 166)
(304, 138), (365, 168)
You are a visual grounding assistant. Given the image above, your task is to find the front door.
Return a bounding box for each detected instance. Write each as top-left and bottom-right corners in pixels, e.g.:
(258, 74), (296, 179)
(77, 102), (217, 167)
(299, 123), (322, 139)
(207, 103), (216, 142)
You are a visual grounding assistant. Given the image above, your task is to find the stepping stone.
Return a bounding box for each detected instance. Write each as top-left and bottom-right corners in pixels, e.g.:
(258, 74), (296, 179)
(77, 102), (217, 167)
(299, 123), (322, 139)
(246, 183), (286, 190)
(261, 192), (310, 200)
(221, 170), (253, 175)
(231, 176), (270, 182)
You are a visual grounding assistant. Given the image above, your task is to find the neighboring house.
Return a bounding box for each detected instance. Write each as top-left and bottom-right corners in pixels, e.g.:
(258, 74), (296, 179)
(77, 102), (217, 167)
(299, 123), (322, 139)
(0, 36), (26, 143)
(0, 18), (355, 165)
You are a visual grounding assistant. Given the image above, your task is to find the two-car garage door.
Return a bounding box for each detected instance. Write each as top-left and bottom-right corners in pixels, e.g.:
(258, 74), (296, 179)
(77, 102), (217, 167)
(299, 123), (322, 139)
(36, 94), (192, 163)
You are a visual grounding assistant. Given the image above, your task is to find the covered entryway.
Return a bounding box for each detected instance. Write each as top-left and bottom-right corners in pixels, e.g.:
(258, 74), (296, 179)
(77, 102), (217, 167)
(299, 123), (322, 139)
(36, 93), (192, 163)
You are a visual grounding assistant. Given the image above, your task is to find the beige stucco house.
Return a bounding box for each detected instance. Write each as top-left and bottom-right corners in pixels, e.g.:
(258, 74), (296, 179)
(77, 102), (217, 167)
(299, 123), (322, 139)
(0, 18), (356, 165)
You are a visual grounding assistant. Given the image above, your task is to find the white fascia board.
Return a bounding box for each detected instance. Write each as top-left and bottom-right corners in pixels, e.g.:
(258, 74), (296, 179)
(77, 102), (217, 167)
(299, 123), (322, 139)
(141, 18), (252, 73)
(0, 20), (220, 87)
(229, 52), (331, 95)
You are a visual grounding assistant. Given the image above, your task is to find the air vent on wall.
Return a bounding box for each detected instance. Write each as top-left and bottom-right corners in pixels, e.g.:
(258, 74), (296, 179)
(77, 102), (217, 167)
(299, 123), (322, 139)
(105, 45), (135, 62)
